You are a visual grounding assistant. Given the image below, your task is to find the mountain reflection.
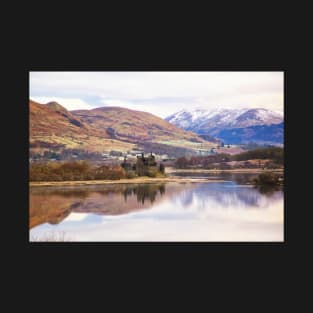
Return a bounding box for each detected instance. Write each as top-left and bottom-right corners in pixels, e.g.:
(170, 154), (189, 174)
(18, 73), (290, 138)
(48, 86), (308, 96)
(29, 184), (169, 229)
(171, 182), (283, 210)
(30, 180), (283, 230)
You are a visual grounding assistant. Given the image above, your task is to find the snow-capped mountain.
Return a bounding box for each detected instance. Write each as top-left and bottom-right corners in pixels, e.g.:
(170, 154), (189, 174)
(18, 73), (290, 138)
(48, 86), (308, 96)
(166, 108), (283, 132)
(165, 108), (284, 144)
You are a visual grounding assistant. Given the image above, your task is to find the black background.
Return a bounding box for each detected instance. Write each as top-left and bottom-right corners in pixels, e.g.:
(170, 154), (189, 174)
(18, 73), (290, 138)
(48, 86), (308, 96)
(3, 3), (304, 310)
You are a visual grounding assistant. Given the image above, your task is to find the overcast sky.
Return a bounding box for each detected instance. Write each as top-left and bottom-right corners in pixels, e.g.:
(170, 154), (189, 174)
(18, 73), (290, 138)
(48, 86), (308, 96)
(30, 71), (284, 118)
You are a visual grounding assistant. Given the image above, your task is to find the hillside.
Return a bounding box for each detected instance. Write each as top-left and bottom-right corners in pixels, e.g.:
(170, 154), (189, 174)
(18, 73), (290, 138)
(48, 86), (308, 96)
(166, 107), (284, 144)
(166, 108), (283, 131)
(71, 106), (215, 150)
(72, 107), (203, 142)
(30, 100), (216, 156)
(29, 100), (134, 153)
(215, 122), (284, 144)
(30, 100), (100, 137)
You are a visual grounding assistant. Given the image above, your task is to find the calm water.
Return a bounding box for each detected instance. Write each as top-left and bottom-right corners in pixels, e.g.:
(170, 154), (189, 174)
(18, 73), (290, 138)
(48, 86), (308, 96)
(29, 173), (284, 242)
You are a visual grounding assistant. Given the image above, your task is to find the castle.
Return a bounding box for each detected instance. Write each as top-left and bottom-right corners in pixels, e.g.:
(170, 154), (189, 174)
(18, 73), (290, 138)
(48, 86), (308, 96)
(121, 152), (162, 176)
(137, 152), (157, 166)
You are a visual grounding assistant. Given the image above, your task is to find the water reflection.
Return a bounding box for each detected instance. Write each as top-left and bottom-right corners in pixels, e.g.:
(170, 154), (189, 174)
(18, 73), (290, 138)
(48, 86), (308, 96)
(254, 184), (283, 195)
(172, 171), (259, 184)
(172, 182), (283, 210)
(123, 184), (166, 204)
(29, 184), (170, 229)
(30, 176), (284, 241)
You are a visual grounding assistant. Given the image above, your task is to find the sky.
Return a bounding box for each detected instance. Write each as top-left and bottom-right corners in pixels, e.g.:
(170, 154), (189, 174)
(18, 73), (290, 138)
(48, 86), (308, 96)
(30, 71), (284, 118)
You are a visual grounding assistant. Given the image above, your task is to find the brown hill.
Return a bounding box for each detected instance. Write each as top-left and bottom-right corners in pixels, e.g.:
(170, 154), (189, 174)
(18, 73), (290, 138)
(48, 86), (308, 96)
(29, 183), (192, 229)
(29, 100), (134, 153)
(30, 100), (92, 136)
(30, 100), (216, 155)
(72, 106), (214, 149)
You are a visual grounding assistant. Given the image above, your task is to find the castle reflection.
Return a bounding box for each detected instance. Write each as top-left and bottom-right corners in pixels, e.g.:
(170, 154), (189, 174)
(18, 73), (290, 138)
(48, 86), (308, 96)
(29, 184), (170, 229)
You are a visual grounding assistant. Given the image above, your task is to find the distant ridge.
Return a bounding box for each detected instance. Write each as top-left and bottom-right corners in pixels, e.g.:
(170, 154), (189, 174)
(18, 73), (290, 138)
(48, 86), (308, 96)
(166, 107), (284, 144)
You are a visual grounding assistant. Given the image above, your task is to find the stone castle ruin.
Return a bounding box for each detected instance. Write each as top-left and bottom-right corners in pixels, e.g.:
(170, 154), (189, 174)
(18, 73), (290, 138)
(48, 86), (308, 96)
(121, 152), (164, 176)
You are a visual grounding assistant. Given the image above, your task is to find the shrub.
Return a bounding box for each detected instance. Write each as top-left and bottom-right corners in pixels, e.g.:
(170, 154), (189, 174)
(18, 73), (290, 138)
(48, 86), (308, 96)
(233, 147), (284, 164)
(29, 161), (127, 181)
(204, 163), (216, 169)
(175, 157), (188, 169)
(146, 168), (158, 177)
(107, 167), (126, 180)
(126, 170), (137, 179)
(218, 162), (232, 170)
(94, 165), (126, 180)
(265, 162), (282, 169)
(253, 173), (282, 185)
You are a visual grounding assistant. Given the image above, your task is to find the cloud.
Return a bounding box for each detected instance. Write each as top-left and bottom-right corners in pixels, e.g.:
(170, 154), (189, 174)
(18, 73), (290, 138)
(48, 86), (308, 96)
(101, 98), (134, 107)
(100, 97), (187, 117)
(31, 96), (93, 111)
(30, 72), (284, 117)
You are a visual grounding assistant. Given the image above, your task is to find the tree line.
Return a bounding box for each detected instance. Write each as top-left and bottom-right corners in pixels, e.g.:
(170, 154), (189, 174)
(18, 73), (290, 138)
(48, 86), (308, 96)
(174, 147), (284, 169)
(30, 160), (166, 181)
(29, 161), (126, 181)
(232, 147), (283, 164)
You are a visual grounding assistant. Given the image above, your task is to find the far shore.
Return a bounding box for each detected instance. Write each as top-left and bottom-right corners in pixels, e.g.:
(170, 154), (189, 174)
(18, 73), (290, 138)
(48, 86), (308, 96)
(29, 168), (283, 187)
(166, 167), (284, 174)
(29, 176), (226, 187)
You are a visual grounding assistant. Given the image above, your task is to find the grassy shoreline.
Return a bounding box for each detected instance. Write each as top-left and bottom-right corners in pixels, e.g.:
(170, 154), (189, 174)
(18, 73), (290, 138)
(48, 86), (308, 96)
(166, 167), (284, 173)
(29, 176), (226, 187)
(29, 168), (283, 187)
